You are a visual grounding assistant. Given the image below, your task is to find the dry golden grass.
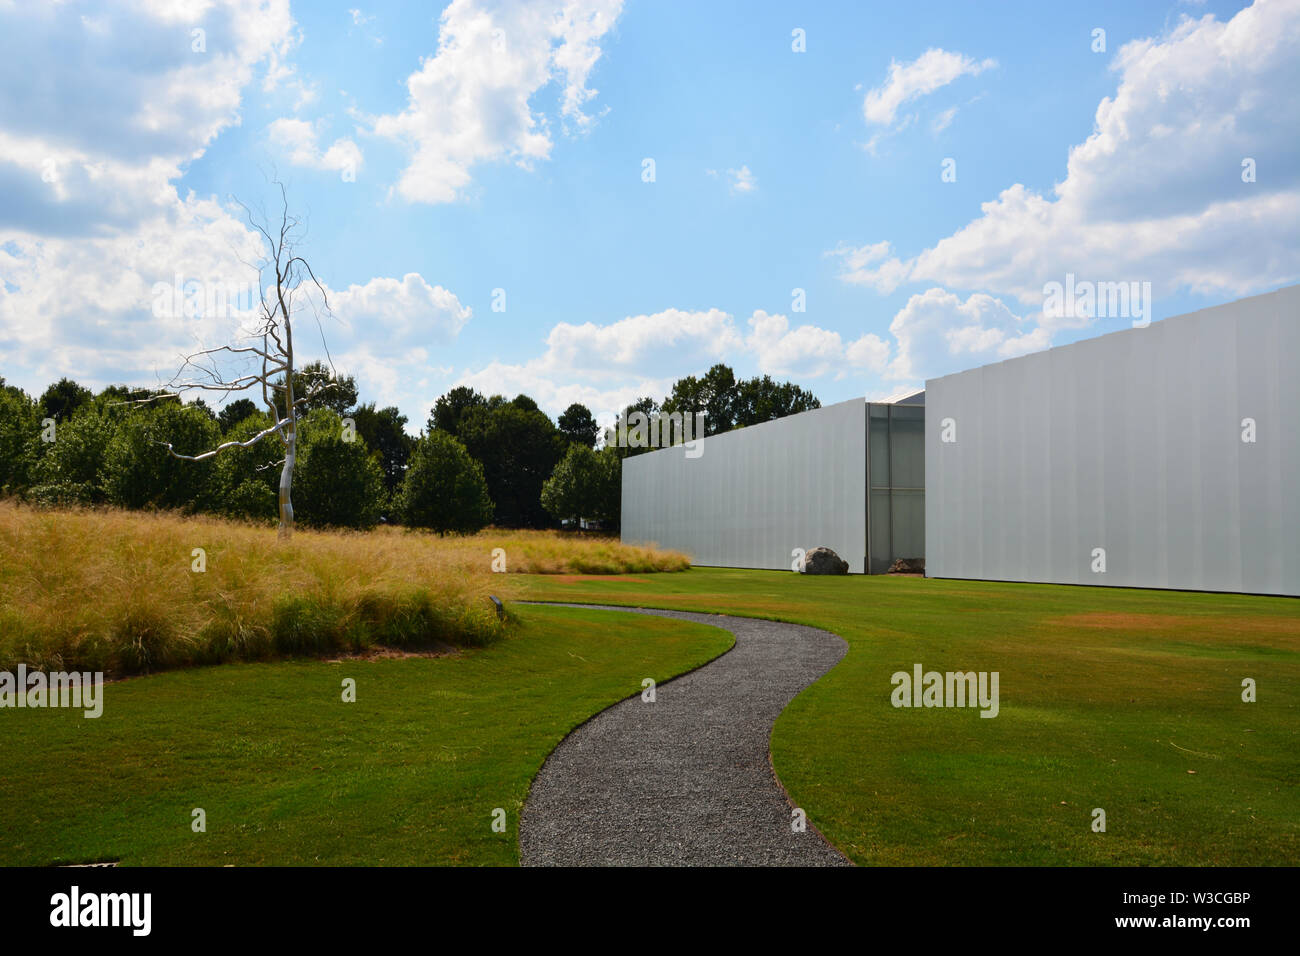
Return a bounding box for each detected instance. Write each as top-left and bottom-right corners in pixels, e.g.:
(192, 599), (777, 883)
(460, 527), (690, 575)
(0, 501), (688, 675)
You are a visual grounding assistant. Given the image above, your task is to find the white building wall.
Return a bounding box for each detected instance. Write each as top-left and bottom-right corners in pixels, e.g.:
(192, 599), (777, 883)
(621, 398), (867, 572)
(925, 285), (1300, 596)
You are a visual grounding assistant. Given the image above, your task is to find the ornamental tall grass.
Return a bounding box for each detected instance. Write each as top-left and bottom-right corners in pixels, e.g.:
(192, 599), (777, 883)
(0, 501), (688, 676)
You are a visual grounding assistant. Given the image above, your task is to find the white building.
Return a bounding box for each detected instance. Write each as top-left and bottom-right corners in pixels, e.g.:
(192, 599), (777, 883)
(621, 285), (1299, 596)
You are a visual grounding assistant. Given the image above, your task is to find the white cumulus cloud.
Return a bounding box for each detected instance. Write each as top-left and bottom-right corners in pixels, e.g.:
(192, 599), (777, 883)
(886, 287), (1050, 382)
(269, 117), (363, 175)
(371, 0), (623, 204)
(834, 0), (1300, 376)
(746, 310), (888, 378)
(0, 1), (470, 427)
(862, 47), (995, 126)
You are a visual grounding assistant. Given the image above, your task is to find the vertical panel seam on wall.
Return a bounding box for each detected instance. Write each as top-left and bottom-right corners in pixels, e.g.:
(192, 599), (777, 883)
(1227, 310), (1244, 592)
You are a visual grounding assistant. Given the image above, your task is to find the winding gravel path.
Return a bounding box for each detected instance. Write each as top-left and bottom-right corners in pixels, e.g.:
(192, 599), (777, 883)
(518, 603), (850, 867)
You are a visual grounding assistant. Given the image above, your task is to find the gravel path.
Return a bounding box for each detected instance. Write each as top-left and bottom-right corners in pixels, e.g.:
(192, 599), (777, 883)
(518, 603), (850, 867)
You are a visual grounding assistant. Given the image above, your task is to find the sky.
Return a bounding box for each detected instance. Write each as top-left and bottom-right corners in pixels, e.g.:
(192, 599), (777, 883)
(0, 0), (1296, 434)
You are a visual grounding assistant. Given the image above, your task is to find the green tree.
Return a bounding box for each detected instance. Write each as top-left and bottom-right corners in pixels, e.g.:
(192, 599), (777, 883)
(271, 360), (358, 418)
(292, 409), (385, 529)
(557, 402), (599, 448)
(397, 430), (494, 534)
(732, 375), (821, 427)
(541, 443), (621, 527)
(604, 396), (661, 459)
(428, 385), (487, 439)
(38, 378), (93, 423)
(208, 411), (280, 521)
(592, 445), (622, 529)
(29, 403), (122, 503)
(661, 363), (736, 436)
(103, 402), (221, 510)
(656, 364), (820, 438)
(0, 381), (39, 494)
(457, 400), (564, 527)
(96, 384), (155, 407)
(351, 403), (412, 494)
(217, 398), (260, 433)
(541, 443), (596, 523)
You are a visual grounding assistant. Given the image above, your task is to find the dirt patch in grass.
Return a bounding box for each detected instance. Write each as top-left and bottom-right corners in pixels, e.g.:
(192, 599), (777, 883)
(551, 574), (653, 585)
(326, 643), (461, 662)
(1049, 612), (1300, 637)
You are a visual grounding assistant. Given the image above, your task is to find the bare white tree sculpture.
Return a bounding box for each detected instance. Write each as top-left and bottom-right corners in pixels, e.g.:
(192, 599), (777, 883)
(154, 185), (336, 539)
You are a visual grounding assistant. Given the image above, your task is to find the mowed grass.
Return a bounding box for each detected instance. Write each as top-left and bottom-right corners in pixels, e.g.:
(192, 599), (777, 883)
(0, 501), (687, 676)
(0, 604), (731, 866)
(516, 569), (1300, 866)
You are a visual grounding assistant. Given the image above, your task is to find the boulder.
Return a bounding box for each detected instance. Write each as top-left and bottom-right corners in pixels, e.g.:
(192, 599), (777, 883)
(802, 546), (849, 575)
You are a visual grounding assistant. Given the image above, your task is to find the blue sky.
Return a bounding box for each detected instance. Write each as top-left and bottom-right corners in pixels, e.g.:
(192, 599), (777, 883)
(1, 0), (1296, 432)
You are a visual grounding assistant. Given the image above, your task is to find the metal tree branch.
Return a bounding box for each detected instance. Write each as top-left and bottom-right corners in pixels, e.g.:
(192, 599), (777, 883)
(154, 183), (335, 540)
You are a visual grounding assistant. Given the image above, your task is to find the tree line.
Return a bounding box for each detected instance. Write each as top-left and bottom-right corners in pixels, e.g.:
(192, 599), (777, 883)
(0, 362), (819, 534)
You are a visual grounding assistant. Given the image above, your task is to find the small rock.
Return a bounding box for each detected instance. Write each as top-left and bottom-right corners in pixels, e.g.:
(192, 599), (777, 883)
(888, 557), (926, 574)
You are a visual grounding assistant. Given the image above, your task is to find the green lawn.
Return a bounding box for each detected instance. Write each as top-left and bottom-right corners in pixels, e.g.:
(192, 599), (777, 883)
(0, 604), (731, 866)
(6, 569), (1296, 867)
(516, 570), (1300, 865)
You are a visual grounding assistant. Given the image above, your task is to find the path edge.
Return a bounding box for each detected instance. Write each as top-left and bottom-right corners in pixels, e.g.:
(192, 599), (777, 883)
(512, 601), (740, 865)
(513, 599), (854, 867)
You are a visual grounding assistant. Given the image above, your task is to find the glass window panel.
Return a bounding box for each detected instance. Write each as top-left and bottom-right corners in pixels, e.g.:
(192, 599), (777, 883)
(889, 413), (925, 488)
(869, 421), (891, 487)
(890, 489), (925, 560)
(869, 489), (892, 573)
